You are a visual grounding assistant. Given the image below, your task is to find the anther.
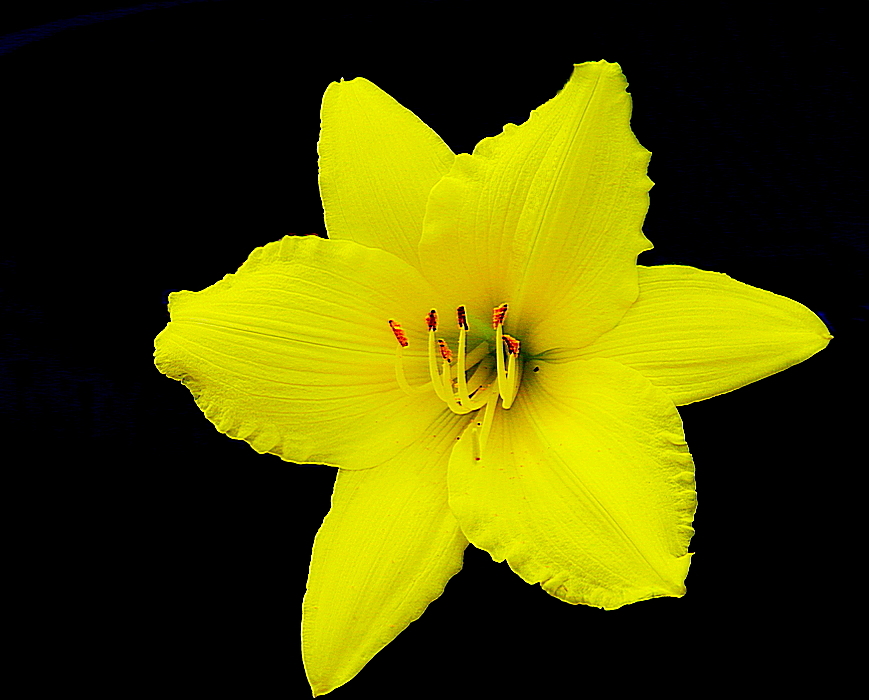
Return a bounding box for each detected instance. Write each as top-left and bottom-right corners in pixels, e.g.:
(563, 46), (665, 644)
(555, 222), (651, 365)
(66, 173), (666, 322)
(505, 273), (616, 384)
(437, 339), (453, 363)
(388, 320), (409, 348)
(502, 334), (520, 356)
(457, 306), (468, 331)
(426, 309), (438, 331)
(492, 303), (508, 328)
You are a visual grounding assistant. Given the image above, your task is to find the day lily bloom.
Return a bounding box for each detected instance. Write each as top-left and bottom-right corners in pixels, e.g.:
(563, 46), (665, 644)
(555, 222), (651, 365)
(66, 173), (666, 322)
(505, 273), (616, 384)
(154, 61), (831, 695)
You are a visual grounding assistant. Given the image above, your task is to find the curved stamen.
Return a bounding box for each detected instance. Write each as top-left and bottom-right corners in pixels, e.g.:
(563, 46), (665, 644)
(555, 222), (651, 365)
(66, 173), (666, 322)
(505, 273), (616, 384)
(501, 334), (521, 409)
(393, 346), (431, 396)
(389, 320), (430, 396)
(438, 338), (456, 403)
(456, 306), (472, 405)
(442, 358), (458, 406)
(389, 302), (520, 424)
(439, 336), (497, 415)
(493, 304), (509, 402)
(427, 327), (450, 403)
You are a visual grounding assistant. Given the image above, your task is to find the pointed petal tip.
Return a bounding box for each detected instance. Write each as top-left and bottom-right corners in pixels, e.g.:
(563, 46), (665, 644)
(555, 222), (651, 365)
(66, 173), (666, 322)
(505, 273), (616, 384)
(309, 682), (329, 698)
(306, 663), (344, 697)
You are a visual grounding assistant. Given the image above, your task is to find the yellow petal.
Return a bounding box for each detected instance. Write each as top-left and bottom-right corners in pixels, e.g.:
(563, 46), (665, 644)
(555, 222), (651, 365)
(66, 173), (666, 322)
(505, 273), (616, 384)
(154, 235), (452, 468)
(549, 265), (832, 405)
(448, 358), (695, 610)
(303, 440), (468, 696)
(419, 60), (653, 354)
(319, 77), (455, 269)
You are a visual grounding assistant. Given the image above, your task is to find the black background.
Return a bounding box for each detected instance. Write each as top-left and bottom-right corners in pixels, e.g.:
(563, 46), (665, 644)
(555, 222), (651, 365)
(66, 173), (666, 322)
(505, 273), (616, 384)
(2, 1), (863, 696)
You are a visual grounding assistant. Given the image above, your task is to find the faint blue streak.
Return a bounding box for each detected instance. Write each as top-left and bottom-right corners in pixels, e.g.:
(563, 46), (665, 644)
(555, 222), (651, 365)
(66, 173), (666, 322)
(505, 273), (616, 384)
(0, 0), (225, 55)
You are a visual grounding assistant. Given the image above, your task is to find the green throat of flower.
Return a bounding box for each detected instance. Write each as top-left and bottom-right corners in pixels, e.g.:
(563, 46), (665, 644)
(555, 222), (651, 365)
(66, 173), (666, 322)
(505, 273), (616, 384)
(389, 304), (522, 460)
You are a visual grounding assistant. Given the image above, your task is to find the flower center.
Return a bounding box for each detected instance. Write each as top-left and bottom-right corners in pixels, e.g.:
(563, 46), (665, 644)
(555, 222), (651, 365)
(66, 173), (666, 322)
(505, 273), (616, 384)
(388, 304), (523, 460)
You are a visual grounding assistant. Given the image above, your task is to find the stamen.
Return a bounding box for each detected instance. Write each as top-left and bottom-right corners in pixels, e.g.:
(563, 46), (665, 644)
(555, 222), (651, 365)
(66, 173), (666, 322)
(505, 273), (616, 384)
(422, 310), (496, 415)
(390, 303), (520, 420)
(492, 303), (509, 402)
(437, 337), (468, 414)
(441, 355), (458, 407)
(437, 338), (453, 363)
(388, 319), (428, 396)
(492, 303), (508, 329)
(502, 334), (520, 356)
(502, 334), (522, 409)
(388, 320), (409, 347)
(457, 306), (468, 331)
(456, 306), (471, 405)
(427, 322), (450, 402)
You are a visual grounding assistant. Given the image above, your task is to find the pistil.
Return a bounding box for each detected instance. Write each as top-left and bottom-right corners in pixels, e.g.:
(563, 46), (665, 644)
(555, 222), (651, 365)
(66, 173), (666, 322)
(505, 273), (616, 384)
(471, 391), (499, 462)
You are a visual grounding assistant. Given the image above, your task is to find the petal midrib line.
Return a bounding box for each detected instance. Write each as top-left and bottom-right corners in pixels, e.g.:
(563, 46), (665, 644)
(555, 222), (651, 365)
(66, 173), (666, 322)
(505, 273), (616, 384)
(524, 385), (682, 589)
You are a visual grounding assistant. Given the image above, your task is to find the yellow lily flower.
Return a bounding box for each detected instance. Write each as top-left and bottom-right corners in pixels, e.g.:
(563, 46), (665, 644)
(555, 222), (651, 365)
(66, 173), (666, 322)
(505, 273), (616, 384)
(154, 61), (831, 695)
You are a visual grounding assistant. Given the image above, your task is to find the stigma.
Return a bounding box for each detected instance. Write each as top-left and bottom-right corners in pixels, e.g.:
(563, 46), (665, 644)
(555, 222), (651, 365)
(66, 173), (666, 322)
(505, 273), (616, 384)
(387, 303), (523, 456)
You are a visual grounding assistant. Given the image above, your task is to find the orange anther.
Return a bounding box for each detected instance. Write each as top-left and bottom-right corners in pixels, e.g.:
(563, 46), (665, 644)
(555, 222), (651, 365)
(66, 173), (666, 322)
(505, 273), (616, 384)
(426, 309), (438, 331)
(437, 338), (453, 363)
(457, 306), (468, 330)
(502, 334), (521, 356)
(492, 303), (508, 329)
(388, 320), (409, 347)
